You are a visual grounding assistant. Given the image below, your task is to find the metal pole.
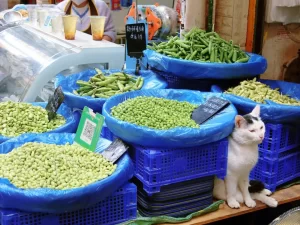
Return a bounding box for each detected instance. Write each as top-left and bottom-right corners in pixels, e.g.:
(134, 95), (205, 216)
(135, 0), (140, 75)
(136, 0), (138, 24)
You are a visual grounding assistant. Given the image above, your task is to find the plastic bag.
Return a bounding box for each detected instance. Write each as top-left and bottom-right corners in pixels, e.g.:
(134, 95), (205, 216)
(211, 79), (300, 123)
(102, 89), (237, 148)
(144, 49), (267, 79)
(55, 69), (168, 113)
(0, 133), (134, 213)
(0, 103), (80, 144)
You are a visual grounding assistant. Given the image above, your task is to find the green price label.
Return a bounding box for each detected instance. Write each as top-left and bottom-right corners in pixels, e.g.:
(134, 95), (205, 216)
(74, 106), (104, 151)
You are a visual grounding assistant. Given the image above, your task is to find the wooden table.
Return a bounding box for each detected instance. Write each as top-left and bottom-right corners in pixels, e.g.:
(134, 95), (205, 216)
(162, 185), (300, 225)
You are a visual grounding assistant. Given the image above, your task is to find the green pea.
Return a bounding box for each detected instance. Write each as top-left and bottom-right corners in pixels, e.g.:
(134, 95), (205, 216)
(111, 96), (200, 130)
(0, 102), (66, 137)
(0, 143), (116, 190)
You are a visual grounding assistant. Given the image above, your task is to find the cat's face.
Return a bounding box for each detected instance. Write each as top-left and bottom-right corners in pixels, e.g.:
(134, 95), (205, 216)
(233, 105), (265, 145)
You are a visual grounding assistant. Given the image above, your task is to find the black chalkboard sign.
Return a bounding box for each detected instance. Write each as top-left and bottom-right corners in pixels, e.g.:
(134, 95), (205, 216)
(192, 96), (230, 125)
(126, 23), (146, 58)
(45, 86), (65, 121)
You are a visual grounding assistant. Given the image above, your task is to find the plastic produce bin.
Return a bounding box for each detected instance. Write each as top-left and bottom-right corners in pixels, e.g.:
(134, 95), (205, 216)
(0, 183), (137, 225)
(130, 139), (228, 195)
(250, 148), (300, 192)
(259, 123), (300, 159)
(101, 122), (116, 141)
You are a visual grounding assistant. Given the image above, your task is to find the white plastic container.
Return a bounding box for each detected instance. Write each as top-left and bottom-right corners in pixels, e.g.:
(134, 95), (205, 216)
(37, 10), (48, 29)
(51, 10), (65, 34)
(27, 6), (38, 26)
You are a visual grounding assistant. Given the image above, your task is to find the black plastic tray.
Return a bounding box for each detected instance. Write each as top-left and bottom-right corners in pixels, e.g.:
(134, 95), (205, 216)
(138, 198), (213, 217)
(133, 176), (214, 201)
(138, 191), (213, 211)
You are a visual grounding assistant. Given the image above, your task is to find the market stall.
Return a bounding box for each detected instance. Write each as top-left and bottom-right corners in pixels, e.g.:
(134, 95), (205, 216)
(0, 0), (299, 225)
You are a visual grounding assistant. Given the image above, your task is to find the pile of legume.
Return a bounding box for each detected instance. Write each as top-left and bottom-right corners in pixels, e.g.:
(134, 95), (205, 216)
(0, 102), (66, 137)
(225, 78), (300, 105)
(147, 28), (249, 63)
(111, 96), (199, 130)
(0, 142), (116, 190)
(74, 68), (144, 98)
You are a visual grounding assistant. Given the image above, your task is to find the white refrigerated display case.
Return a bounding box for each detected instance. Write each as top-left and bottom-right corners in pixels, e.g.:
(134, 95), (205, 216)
(0, 23), (125, 102)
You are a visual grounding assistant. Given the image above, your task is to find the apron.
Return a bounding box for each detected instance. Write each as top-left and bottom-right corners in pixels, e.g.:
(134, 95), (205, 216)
(64, 0), (99, 35)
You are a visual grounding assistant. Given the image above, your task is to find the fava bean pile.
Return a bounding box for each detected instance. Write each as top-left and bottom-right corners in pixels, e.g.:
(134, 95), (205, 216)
(0, 102), (65, 137)
(148, 28), (249, 63)
(111, 96), (199, 130)
(0, 142), (116, 190)
(74, 69), (144, 98)
(225, 78), (300, 106)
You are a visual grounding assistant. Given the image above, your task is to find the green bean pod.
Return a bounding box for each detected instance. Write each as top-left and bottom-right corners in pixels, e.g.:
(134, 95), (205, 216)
(236, 57), (249, 63)
(117, 81), (124, 92)
(210, 47), (215, 62)
(95, 78), (117, 86)
(76, 80), (91, 86)
(137, 78), (144, 89)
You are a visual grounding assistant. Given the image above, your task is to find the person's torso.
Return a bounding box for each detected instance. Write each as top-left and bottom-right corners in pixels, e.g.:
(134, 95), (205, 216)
(64, 0), (99, 35)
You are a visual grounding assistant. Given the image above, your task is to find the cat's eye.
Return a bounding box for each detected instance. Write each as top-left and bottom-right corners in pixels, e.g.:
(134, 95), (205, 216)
(260, 126), (263, 129)
(249, 130), (255, 132)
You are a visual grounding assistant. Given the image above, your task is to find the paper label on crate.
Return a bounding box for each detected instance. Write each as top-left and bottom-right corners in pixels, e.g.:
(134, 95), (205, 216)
(74, 106), (104, 152)
(192, 96), (230, 124)
(45, 86), (64, 121)
(102, 139), (128, 163)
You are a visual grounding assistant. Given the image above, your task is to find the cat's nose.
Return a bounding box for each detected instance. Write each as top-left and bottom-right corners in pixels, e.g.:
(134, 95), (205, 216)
(259, 136), (263, 140)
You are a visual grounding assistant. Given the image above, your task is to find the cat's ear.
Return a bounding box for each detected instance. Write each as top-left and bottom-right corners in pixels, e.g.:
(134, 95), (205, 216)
(251, 105), (260, 117)
(235, 115), (246, 128)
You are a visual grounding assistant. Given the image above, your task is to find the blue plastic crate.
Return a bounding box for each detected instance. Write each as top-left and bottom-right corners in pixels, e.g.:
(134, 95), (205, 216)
(0, 183), (137, 225)
(101, 122), (116, 141)
(130, 139), (228, 195)
(259, 124), (300, 158)
(250, 148), (300, 192)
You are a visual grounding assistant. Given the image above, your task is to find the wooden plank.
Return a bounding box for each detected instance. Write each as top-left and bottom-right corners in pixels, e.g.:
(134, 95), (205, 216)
(246, 0), (257, 52)
(160, 185), (300, 225)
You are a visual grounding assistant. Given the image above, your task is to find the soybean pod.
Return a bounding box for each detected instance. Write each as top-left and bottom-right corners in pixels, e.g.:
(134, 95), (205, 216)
(74, 69), (145, 98)
(147, 28), (250, 64)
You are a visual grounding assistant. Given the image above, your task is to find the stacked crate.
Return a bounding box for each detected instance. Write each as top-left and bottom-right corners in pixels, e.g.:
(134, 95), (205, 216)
(101, 122), (117, 141)
(0, 183), (137, 225)
(250, 124), (300, 191)
(129, 139), (228, 217)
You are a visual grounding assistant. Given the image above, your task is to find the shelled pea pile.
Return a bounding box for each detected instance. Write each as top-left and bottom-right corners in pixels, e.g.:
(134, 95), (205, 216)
(147, 28), (249, 63)
(74, 69), (144, 98)
(0, 102), (65, 137)
(225, 78), (300, 106)
(0, 142), (116, 190)
(111, 96), (199, 130)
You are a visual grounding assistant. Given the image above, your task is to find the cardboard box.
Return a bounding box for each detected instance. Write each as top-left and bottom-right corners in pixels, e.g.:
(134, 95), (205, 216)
(215, 0), (249, 50)
(261, 23), (300, 80)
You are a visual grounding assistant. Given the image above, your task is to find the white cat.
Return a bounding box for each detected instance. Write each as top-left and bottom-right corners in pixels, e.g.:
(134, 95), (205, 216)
(213, 105), (278, 209)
